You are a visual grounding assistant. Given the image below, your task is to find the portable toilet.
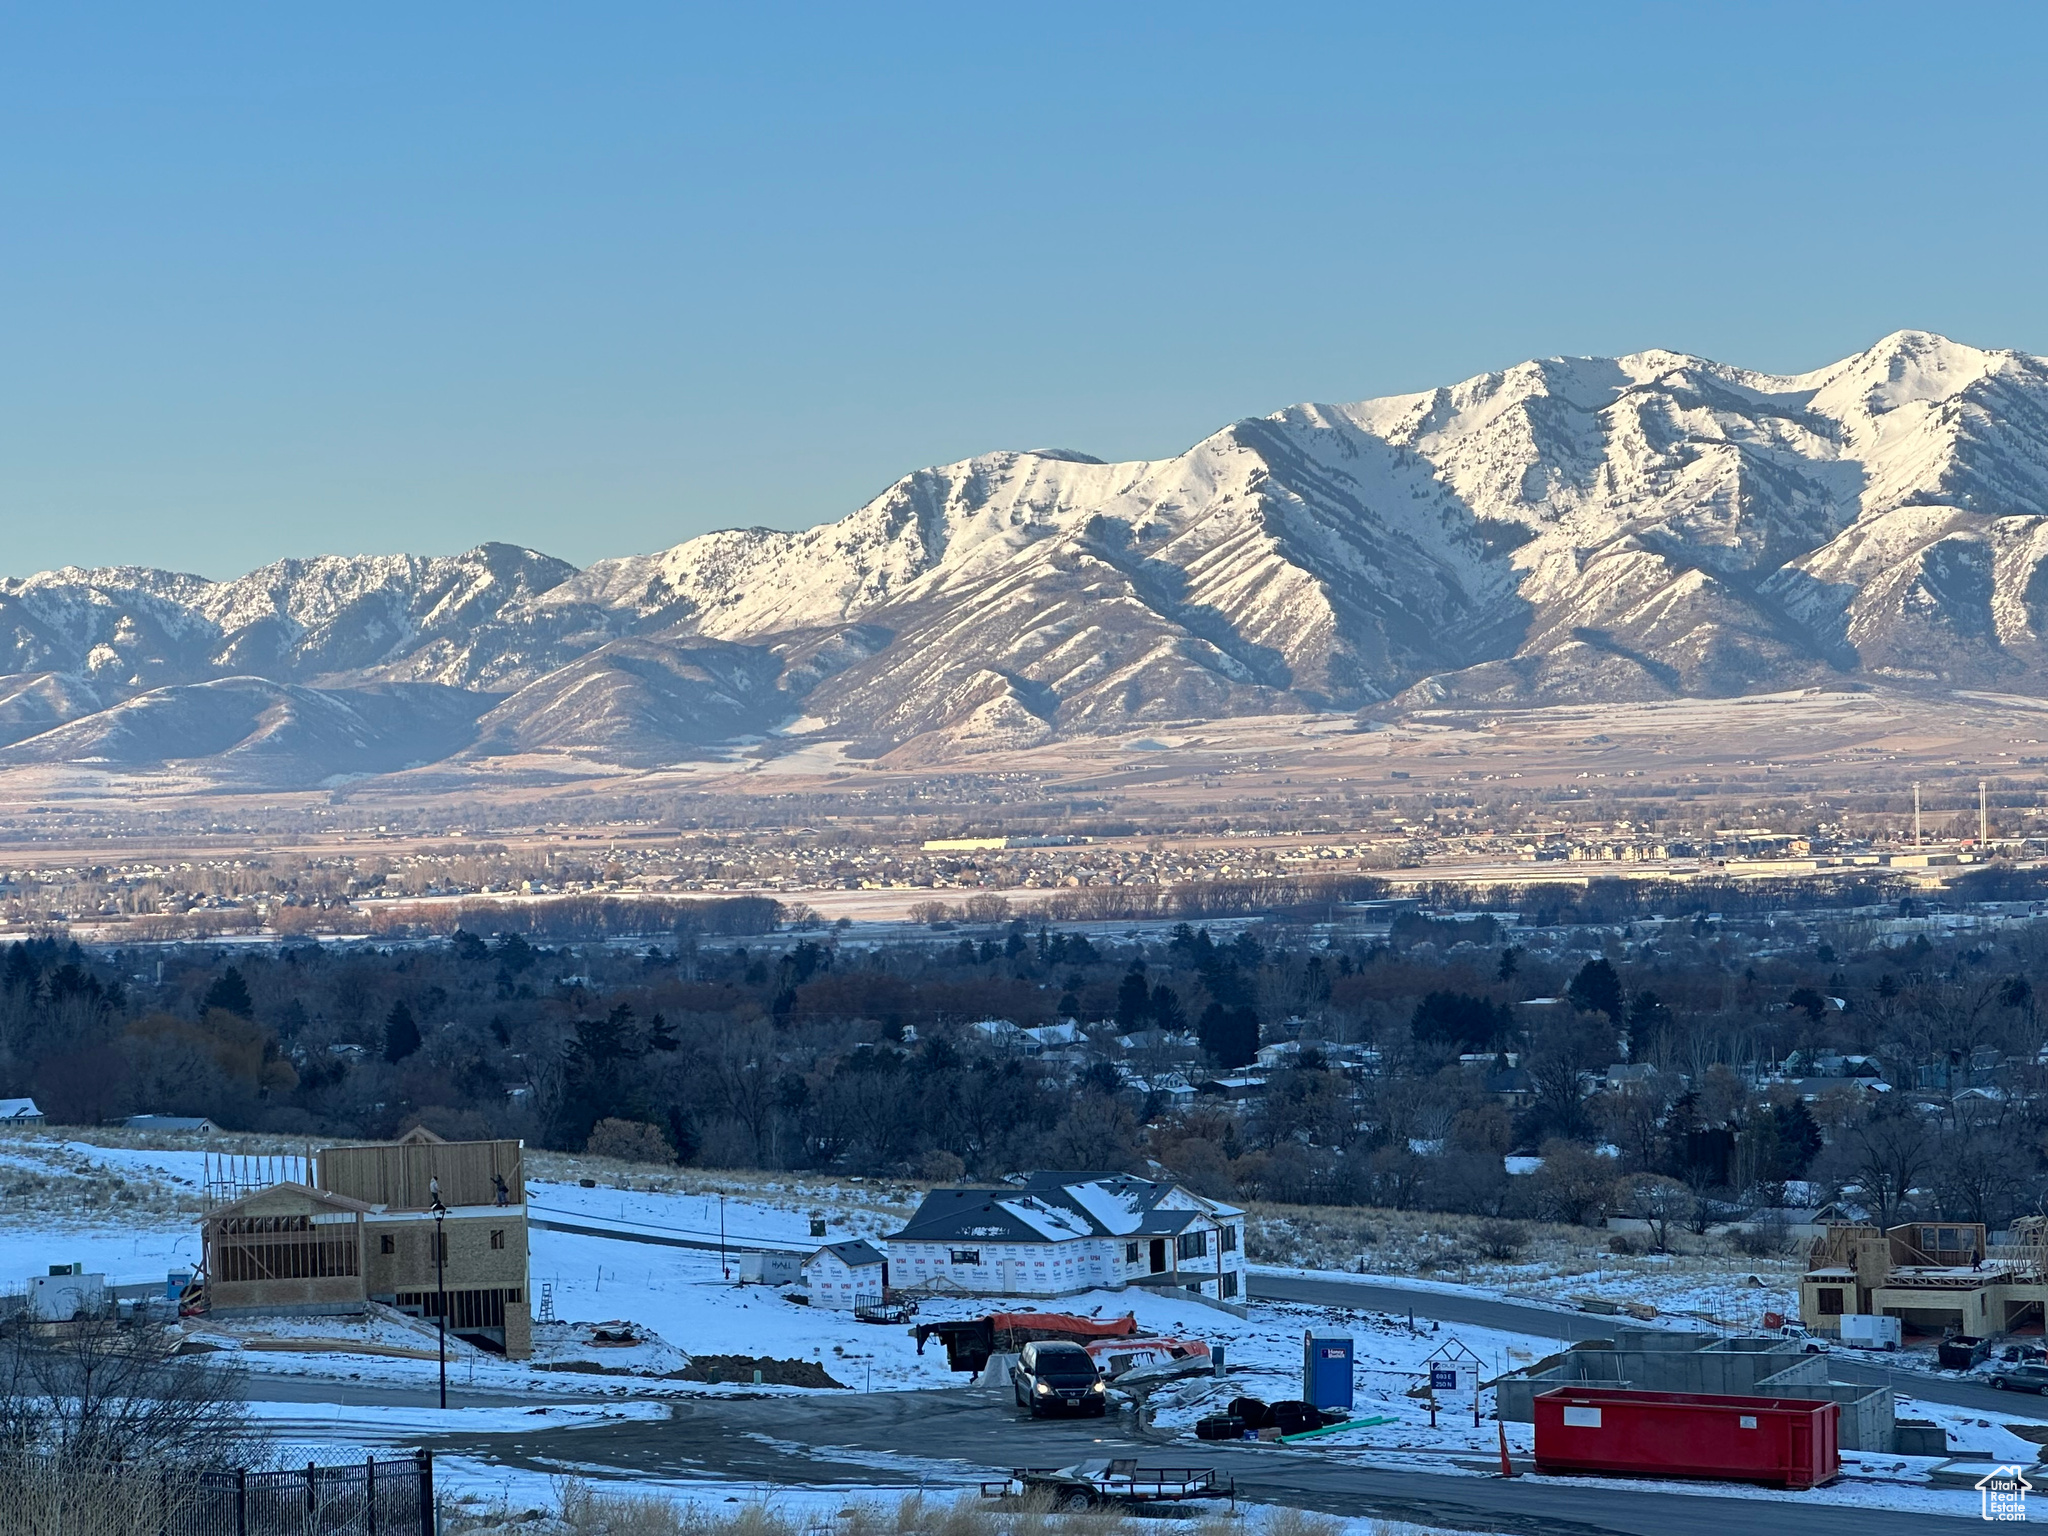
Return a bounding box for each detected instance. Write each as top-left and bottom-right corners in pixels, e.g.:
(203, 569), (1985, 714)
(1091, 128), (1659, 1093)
(1303, 1328), (1353, 1412)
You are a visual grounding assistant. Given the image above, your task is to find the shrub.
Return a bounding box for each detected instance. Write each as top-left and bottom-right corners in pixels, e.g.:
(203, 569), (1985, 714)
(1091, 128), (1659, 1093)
(1474, 1219), (1527, 1261)
(918, 1149), (966, 1182)
(585, 1118), (675, 1164)
(511, 1482), (1323, 1536)
(1732, 1209), (1792, 1257)
(0, 1453), (214, 1536)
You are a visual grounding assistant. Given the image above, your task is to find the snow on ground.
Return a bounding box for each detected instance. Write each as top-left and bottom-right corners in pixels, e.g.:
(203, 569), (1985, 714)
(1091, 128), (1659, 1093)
(520, 1226), (1571, 1408)
(529, 1317), (693, 1377)
(1246, 1209), (1806, 1329)
(254, 1399), (671, 1455)
(178, 1309), (497, 1361)
(524, 1172), (906, 1249)
(437, 1462), (949, 1530)
(0, 1132), (916, 1296)
(1496, 1462), (2019, 1519)
(1893, 1395), (2048, 1464)
(0, 1135), (207, 1288)
(1506, 1260), (1801, 1330)
(5, 1133), (2044, 1519)
(1143, 1300), (1558, 1456)
(1256, 1258), (1798, 1333)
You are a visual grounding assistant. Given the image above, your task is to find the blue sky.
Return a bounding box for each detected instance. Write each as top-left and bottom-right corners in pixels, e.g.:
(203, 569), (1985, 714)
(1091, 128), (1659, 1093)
(6, 3), (2047, 578)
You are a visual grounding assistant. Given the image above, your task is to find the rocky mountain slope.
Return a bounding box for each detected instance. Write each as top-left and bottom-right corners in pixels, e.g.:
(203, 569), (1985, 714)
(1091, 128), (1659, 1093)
(7, 329), (2048, 782)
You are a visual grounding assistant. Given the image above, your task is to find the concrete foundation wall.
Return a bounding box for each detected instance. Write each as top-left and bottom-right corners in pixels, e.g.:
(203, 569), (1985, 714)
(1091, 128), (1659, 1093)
(1494, 1336), (1892, 1452)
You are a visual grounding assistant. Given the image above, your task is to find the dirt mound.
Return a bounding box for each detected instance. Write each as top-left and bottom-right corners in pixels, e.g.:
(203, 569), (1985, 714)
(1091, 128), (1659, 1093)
(687, 1354), (846, 1388)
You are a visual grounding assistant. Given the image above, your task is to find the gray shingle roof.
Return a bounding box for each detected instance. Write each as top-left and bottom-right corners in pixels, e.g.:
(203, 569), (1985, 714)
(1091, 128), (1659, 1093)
(814, 1239), (885, 1267)
(891, 1171), (1238, 1244)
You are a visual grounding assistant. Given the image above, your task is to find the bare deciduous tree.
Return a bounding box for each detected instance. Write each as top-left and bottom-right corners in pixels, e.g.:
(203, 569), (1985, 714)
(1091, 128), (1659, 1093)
(0, 1313), (256, 1467)
(1531, 1141), (1616, 1226)
(1619, 1172), (1692, 1252)
(1848, 1101), (1933, 1231)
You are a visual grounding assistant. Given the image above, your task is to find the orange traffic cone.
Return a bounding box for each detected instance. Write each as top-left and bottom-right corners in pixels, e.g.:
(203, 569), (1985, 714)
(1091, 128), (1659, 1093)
(1498, 1420), (1515, 1478)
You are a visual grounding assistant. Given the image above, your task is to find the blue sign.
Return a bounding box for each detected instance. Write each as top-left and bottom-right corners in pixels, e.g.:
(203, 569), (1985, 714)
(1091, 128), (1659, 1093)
(1430, 1367), (1458, 1391)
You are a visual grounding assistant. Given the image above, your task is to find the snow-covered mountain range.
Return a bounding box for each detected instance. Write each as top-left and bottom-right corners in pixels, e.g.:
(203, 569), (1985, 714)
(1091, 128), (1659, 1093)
(9, 329), (2048, 783)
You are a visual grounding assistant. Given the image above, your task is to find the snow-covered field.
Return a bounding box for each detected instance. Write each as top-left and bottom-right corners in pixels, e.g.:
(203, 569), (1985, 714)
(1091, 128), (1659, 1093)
(1245, 1205), (1805, 1330)
(1, 1131), (2043, 1523)
(1257, 1261), (1801, 1343)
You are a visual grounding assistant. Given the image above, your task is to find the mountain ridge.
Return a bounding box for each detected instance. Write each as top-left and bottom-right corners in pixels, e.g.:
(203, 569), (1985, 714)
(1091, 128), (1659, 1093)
(9, 329), (2048, 782)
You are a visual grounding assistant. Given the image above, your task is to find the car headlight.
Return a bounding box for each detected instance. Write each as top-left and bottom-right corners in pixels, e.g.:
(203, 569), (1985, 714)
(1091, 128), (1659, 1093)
(1035, 1381), (1052, 1394)
(1089, 1380), (1106, 1393)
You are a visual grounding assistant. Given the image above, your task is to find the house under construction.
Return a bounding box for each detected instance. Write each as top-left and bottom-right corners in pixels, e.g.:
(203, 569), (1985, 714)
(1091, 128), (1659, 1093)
(199, 1128), (531, 1358)
(1797, 1216), (2048, 1339)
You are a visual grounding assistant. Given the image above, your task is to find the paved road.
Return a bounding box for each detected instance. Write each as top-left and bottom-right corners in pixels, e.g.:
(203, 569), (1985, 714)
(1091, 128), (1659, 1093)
(1250, 1274), (2023, 1416)
(418, 1382), (1992, 1536)
(529, 1207), (811, 1255)
(246, 1376), (623, 1409)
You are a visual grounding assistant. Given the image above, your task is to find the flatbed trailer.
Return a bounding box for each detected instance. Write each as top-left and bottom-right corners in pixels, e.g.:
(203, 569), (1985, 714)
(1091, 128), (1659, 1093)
(981, 1460), (1233, 1510)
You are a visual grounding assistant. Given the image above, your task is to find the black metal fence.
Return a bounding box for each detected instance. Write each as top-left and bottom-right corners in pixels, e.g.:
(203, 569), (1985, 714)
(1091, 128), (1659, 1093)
(197, 1453), (434, 1536)
(18, 1451), (435, 1536)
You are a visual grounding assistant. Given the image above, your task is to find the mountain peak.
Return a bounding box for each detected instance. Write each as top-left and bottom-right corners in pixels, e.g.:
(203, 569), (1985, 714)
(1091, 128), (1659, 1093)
(11, 330), (2048, 783)
(1800, 328), (2014, 409)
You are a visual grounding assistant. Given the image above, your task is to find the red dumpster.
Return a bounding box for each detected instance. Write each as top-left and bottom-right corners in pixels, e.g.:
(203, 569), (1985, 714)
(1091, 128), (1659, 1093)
(1533, 1387), (1839, 1489)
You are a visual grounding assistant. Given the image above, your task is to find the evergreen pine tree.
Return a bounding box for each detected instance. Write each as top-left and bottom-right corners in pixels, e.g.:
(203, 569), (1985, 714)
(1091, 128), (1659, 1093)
(383, 999), (422, 1063)
(1567, 957), (1623, 1020)
(1114, 970), (1150, 1030)
(203, 967), (253, 1018)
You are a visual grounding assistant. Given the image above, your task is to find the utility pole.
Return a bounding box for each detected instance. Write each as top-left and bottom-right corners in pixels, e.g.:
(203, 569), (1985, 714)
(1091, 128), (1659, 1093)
(1980, 779), (1990, 847)
(430, 1177), (448, 1411)
(720, 1193), (728, 1281)
(1913, 782), (1923, 848)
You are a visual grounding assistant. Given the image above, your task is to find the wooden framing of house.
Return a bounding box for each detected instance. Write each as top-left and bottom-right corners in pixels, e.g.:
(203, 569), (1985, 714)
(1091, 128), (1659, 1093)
(1799, 1219), (2048, 1339)
(200, 1128), (531, 1357)
(204, 1184), (373, 1315)
(317, 1126), (524, 1210)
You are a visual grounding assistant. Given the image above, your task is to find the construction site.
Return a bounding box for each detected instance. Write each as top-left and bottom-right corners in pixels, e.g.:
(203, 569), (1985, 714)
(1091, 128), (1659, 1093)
(1494, 1328), (1900, 1453)
(1798, 1217), (2048, 1343)
(196, 1128), (532, 1358)
(1481, 1214), (2048, 1469)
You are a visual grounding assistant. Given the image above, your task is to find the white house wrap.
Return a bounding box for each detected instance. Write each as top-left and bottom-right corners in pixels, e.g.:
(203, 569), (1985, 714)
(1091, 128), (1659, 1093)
(889, 1171), (1246, 1302)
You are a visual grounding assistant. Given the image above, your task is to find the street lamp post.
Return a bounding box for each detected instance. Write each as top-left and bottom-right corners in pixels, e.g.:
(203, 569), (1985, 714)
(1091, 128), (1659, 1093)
(430, 1177), (448, 1411)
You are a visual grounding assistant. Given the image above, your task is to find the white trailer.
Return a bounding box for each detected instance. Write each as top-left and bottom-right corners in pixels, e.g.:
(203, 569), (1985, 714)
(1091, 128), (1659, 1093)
(736, 1250), (802, 1285)
(29, 1268), (106, 1322)
(1838, 1313), (1902, 1350)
